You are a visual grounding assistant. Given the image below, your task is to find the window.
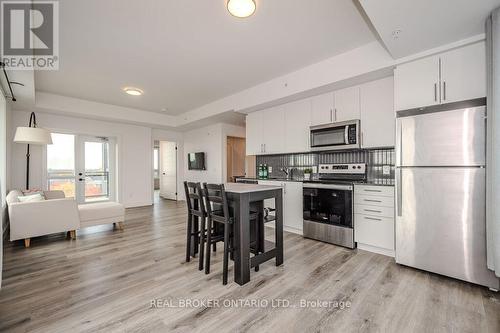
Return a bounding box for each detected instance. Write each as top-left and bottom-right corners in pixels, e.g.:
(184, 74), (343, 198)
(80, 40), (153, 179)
(46, 133), (115, 203)
(47, 133), (76, 197)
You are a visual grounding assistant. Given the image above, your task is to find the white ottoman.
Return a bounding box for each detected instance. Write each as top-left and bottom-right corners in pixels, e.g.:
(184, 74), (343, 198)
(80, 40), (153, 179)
(78, 202), (125, 230)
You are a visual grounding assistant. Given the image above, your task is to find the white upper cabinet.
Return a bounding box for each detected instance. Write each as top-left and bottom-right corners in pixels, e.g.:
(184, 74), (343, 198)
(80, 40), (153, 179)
(394, 55), (440, 111)
(246, 111), (264, 155)
(310, 92), (334, 126)
(360, 77), (395, 148)
(262, 105), (285, 155)
(440, 42), (486, 104)
(285, 99), (311, 153)
(334, 86), (360, 122)
(395, 42), (486, 111)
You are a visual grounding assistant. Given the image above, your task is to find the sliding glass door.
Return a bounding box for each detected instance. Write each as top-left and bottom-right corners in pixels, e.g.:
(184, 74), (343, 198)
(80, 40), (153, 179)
(46, 133), (116, 203)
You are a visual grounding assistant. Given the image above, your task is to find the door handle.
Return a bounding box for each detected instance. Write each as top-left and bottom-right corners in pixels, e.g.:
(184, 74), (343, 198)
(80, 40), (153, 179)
(442, 81), (446, 101)
(396, 168), (402, 217)
(334, 108), (337, 121)
(434, 83), (437, 102)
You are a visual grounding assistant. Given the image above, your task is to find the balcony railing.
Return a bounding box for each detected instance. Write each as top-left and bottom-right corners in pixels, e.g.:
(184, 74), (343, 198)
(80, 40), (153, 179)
(47, 171), (109, 201)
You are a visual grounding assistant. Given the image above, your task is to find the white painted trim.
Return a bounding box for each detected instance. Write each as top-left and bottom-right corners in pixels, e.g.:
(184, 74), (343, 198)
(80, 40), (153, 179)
(264, 222), (303, 236)
(124, 201), (153, 208)
(357, 243), (395, 257)
(394, 34), (486, 66)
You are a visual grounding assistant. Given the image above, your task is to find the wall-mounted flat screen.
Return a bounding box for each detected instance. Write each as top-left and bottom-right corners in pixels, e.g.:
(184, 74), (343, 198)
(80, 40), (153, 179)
(188, 152), (206, 170)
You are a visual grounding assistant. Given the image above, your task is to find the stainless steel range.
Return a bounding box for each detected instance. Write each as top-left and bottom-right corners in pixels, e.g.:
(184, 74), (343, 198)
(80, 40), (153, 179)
(302, 163), (366, 248)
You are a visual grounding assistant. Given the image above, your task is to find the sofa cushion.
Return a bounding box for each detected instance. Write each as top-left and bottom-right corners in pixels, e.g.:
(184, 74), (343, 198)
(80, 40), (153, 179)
(6, 190), (23, 205)
(78, 202), (125, 222)
(44, 190), (66, 200)
(18, 193), (45, 202)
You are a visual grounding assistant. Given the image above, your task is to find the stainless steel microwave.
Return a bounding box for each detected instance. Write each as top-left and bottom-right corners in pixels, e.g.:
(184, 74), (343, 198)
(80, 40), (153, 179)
(310, 120), (360, 151)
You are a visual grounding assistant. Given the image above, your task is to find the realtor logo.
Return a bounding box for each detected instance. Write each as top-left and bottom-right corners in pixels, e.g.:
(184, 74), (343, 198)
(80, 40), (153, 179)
(1, 1), (59, 70)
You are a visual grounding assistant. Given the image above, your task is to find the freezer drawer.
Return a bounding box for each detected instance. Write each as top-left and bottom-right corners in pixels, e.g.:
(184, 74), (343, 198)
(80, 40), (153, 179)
(397, 106), (485, 167)
(396, 167), (499, 289)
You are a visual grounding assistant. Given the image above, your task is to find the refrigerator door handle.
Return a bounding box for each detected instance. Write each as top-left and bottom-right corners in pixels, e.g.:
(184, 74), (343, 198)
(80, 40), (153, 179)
(396, 168), (402, 217)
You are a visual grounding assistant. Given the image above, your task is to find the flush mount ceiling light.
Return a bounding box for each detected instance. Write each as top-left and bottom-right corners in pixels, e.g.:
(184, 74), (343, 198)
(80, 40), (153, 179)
(227, 0), (256, 18)
(123, 87), (144, 96)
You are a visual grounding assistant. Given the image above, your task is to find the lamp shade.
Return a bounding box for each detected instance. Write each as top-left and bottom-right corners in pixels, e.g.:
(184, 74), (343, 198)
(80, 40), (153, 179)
(13, 127), (53, 145)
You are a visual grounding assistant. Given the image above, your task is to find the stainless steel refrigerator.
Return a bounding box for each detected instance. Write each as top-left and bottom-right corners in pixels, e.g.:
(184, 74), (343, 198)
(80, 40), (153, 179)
(395, 98), (499, 289)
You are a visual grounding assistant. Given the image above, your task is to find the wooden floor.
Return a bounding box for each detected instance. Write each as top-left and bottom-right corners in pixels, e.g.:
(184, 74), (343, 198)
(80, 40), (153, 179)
(1, 199), (499, 333)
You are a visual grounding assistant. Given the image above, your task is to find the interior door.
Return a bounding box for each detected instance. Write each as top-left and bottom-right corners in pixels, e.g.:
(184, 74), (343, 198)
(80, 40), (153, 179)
(160, 141), (177, 200)
(77, 136), (115, 203)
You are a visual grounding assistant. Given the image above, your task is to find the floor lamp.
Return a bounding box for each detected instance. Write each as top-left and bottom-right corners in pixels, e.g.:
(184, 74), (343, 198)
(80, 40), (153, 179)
(13, 112), (53, 190)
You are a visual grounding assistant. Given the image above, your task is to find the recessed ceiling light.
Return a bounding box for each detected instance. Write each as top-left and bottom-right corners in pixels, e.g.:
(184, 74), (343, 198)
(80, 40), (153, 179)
(227, 0), (256, 18)
(123, 87), (144, 96)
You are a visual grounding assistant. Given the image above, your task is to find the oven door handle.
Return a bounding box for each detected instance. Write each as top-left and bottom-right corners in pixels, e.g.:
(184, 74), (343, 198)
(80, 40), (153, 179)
(344, 125), (349, 144)
(303, 183), (353, 191)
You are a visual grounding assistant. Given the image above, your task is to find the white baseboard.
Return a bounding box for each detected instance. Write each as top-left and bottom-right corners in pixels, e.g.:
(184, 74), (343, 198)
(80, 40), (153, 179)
(357, 243), (395, 257)
(124, 201), (153, 208)
(264, 223), (303, 236)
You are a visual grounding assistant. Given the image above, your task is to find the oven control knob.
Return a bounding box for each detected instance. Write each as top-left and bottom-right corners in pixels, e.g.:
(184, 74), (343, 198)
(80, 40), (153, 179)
(357, 166), (361, 169)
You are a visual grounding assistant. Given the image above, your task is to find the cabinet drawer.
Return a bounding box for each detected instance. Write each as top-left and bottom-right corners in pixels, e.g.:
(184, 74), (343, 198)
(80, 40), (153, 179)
(354, 185), (394, 197)
(354, 214), (394, 250)
(354, 205), (394, 218)
(355, 194), (394, 208)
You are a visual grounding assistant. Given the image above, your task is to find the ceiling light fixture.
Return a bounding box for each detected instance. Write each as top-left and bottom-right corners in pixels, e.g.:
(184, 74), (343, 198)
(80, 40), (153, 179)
(227, 0), (256, 18)
(123, 87), (144, 96)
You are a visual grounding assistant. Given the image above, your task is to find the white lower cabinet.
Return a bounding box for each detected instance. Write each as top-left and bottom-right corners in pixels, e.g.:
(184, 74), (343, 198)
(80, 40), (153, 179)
(354, 185), (395, 257)
(258, 180), (303, 234)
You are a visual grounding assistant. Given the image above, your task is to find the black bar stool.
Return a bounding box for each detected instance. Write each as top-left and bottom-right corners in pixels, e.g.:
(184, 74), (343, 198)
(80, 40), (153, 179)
(183, 181), (207, 271)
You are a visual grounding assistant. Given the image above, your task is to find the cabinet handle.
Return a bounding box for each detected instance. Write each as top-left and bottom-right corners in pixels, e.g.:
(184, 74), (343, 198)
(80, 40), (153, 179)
(434, 83), (437, 102)
(334, 108), (337, 121)
(364, 199), (382, 203)
(364, 216), (382, 221)
(364, 189), (382, 193)
(443, 81), (446, 101)
(330, 109), (333, 122)
(364, 209), (382, 213)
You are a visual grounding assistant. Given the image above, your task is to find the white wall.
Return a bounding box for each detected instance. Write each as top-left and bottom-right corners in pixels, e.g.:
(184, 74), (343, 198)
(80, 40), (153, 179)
(182, 123), (245, 186)
(1, 90), (10, 288)
(9, 110), (156, 208)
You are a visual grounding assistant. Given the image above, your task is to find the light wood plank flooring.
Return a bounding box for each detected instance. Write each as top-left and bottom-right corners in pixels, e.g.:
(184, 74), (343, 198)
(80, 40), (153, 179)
(1, 200), (499, 332)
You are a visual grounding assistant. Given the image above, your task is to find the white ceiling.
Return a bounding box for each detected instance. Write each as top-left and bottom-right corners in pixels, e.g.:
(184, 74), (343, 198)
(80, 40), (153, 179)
(359, 0), (500, 59)
(34, 0), (376, 115)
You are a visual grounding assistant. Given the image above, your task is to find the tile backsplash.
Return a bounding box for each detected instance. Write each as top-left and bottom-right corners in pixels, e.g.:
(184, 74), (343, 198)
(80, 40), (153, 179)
(256, 149), (395, 185)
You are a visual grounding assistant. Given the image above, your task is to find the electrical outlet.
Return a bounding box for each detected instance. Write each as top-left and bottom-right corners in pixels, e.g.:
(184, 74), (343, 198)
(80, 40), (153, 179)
(382, 165), (391, 175)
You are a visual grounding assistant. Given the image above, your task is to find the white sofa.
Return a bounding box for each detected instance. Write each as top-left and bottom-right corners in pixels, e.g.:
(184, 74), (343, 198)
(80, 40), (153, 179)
(6, 190), (125, 247)
(7, 190), (80, 247)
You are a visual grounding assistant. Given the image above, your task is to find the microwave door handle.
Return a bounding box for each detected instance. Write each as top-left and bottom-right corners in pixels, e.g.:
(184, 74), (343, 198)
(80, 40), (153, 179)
(344, 125), (349, 144)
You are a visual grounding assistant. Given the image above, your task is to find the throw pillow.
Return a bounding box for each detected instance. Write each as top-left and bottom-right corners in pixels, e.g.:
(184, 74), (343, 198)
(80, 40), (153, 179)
(18, 193), (45, 202)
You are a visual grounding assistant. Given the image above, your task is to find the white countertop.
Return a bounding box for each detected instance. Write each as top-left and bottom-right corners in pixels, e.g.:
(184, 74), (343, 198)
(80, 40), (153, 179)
(224, 183), (283, 194)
